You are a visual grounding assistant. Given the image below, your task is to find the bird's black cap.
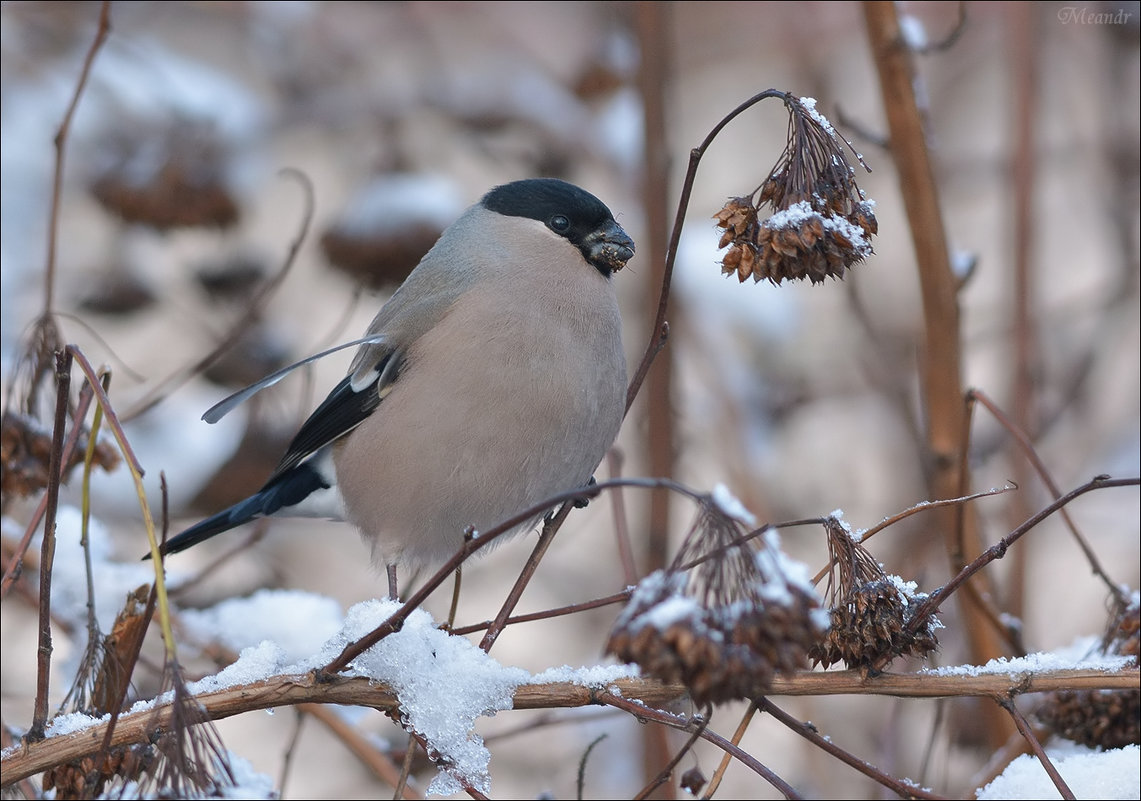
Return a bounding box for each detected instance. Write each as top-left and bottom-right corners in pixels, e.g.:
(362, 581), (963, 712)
(482, 178), (634, 276)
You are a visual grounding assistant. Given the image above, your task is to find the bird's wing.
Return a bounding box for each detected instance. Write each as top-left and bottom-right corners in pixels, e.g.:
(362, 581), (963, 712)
(266, 347), (403, 481)
(201, 334), (389, 424)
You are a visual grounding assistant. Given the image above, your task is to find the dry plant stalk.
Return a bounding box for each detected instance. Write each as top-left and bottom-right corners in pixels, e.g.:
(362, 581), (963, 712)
(863, 0), (1010, 745)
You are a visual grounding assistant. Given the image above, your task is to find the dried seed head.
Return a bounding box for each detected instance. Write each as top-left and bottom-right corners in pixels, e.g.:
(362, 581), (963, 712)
(1035, 688), (1140, 750)
(1035, 593), (1140, 748)
(713, 95), (877, 285)
(809, 515), (939, 670)
(320, 176), (457, 289)
(103, 669), (240, 798)
(1103, 592), (1140, 662)
(680, 766), (707, 795)
(43, 744), (156, 799)
(606, 488), (825, 705)
(90, 121), (240, 231)
(1, 410), (120, 504)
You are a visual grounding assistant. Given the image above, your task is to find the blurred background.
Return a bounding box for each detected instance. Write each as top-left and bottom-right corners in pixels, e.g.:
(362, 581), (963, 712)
(2, 2), (1138, 798)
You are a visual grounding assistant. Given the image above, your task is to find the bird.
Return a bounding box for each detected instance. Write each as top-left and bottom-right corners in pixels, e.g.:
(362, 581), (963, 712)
(157, 178), (634, 599)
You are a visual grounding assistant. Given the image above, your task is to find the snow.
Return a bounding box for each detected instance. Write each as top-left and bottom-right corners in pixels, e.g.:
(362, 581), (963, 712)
(977, 742), (1139, 800)
(796, 96), (836, 137)
(173, 595), (539, 796)
(330, 173), (465, 237)
(216, 752), (279, 799)
(528, 663), (641, 687)
(924, 635), (1134, 677)
(7, 504), (1136, 799)
(43, 710), (110, 738)
(711, 482), (757, 526)
(28, 506), (170, 634)
(899, 15), (928, 50)
(828, 509), (862, 542)
(643, 594), (706, 630)
(764, 200), (873, 258)
(188, 641), (289, 696)
(112, 752), (277, 800)
(612, 531), (823, 643)
(180, 588), (343, 664)
(614, 570), (699, 632)
(756, 529), (819, 603)
(297, 599), (529, 797)
(886, 574), (923, 607)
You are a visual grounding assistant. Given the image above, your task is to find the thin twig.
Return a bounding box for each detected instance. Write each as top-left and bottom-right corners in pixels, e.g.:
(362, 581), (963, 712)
(301, 703), (420, 799)
(394, 733), (418, 801)
(479, 505), (570, 652)
(43, 1), (111, 316)
(997, 697), (1075, 800)
(577, 733), (609, 801)
(598, 692), (799, 799)
(1, 380), (96, 600)
(606, 449), (639, 585)
(900, 475), (1140, 645)
(625, 90), (788, 408)
(756, 697), (948, 800)
(969, 388), (1125, 602)
(911, 1), (968, 55)
(278, 707), (308, 797)
(810, 485), (1015, 586)
(632, 712), (708, 801)
(122, 169), (316, 421)
(703, 701), (757, 799)
(449, 589), (631, 637)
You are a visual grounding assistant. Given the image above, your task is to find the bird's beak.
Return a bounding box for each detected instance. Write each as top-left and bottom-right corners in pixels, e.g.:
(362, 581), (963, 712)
(584, 219), (636, 274)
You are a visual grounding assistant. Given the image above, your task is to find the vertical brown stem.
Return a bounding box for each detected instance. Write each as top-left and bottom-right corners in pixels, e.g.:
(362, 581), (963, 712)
(862, 2), (1012, 746)
(1005, 2), (1040, 621)
(30, 351), (73, 739)
(636, 2), (677, 796)
(44, 1), (111, 316)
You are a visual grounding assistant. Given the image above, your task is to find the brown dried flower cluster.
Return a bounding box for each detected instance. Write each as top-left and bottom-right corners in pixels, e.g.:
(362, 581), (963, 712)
(715, 95), (877, 284)
(1, 410), (120, 504)
(321, 221), (443, 289)
(90, 123), (239, 231)
(1035, 595), (1140, 748)
(809, 516), (939, 671)
(606, 494), (824, 705)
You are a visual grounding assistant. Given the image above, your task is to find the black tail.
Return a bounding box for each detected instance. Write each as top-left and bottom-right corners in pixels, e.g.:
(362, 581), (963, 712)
(147, 462), (332, 560)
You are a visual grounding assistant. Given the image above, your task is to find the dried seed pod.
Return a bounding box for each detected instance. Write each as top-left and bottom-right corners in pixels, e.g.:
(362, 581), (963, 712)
(321, 174), (463, 289)
(680, 766), (707, 795)
(1, 410), (120, 504)
(809, 515), (939, 670)
(1035, 593), (1140, 748)
(1035, 688), (1139, 749)
(713, 95), (877, 284)
(607, 486), (825, 705)
(90, 121), (240, 231)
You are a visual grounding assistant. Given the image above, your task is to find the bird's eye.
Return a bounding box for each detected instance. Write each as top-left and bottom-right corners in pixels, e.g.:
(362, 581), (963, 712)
(548, 214), (570, 233)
